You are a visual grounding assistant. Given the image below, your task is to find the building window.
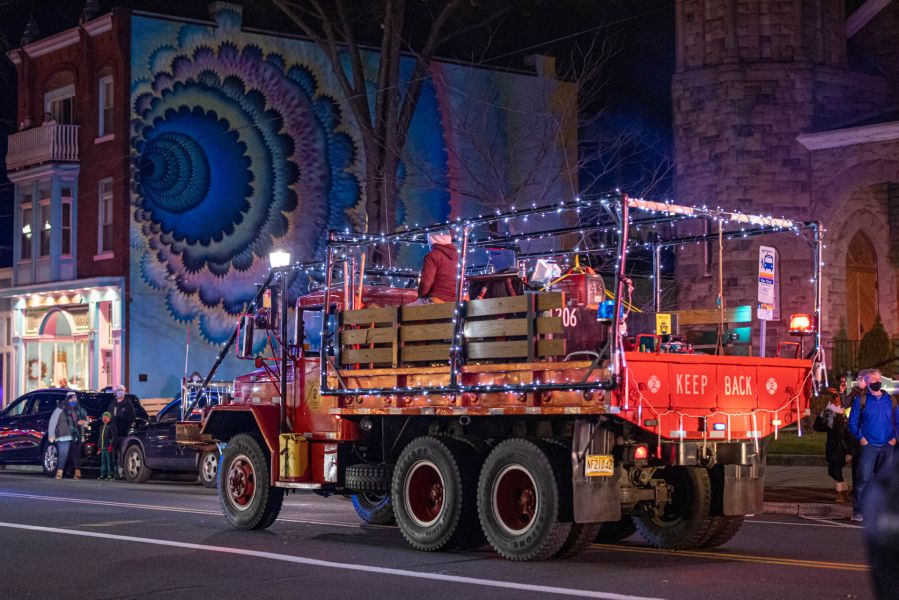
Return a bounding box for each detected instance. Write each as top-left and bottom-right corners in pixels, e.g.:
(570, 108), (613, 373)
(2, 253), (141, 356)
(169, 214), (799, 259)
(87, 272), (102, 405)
(45, 84), (75, 125)
(39, 201), (51, 258)
(98, 178), (113, 254)
(61, 201), (72, 256)
(98, 74), (114, 137)
(20, 203), (33, 260)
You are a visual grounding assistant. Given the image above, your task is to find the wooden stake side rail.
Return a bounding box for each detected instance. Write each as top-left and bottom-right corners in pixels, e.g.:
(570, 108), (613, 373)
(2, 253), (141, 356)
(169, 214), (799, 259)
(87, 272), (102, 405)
(337, 292), (567, 369)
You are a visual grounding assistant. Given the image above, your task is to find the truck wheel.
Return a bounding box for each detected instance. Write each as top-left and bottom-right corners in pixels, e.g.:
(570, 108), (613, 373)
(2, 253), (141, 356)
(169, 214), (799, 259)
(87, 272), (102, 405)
(198, 451), (219, 489)
(701, 516), (744, 548)
(632, 466), (714, 550)
(594, 516), (637, 543)
(219, 433), (284, 530)
(392, 436), (483, 551)
(351, 493), (395, 525)
(123, 445), (153, 483)
(555, 523), (602, 559)
(477, 438), (572, 561)
(346, 463), (393, 493)
(41, 443), (58, 477)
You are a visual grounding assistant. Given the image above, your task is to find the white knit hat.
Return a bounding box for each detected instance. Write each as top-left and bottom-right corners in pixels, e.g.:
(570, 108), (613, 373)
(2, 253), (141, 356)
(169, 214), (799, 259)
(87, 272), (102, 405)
(427, 231), (452, 245)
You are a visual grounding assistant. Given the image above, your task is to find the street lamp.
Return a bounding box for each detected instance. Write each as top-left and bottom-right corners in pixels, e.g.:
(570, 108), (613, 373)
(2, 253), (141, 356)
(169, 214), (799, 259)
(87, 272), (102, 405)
(269, 249), (291, 269)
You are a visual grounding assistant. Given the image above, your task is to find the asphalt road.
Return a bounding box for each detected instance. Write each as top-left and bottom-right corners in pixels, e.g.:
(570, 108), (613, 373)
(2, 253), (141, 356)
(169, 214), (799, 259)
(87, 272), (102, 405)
(0, 469), (874, 600)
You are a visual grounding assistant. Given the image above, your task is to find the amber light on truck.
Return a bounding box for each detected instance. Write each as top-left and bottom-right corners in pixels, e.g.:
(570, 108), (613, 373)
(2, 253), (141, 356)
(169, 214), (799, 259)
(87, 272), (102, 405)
(788, 313), (813, 335)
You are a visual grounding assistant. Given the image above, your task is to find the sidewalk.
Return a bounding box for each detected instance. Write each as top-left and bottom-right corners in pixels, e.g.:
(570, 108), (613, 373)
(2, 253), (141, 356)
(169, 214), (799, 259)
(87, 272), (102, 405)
(764, 462), (853, 518)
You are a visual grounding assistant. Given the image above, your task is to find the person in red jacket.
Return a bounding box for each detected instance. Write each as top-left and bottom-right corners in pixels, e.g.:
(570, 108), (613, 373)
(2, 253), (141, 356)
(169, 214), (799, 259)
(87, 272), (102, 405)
(412, 231), (458, 304)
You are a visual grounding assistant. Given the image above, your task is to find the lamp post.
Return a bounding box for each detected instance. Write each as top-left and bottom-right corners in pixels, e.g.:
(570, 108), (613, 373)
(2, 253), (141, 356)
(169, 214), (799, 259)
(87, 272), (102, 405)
(269, 249), (291, 433)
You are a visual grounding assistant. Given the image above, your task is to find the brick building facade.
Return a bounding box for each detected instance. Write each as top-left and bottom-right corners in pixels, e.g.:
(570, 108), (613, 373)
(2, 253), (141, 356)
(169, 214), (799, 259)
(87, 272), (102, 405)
(2, 9), (131, 395)
(671, 0), (899, 360)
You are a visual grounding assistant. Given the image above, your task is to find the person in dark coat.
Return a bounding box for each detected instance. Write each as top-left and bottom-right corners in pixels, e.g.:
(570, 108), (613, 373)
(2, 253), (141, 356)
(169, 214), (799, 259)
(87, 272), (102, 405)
(97, 412), (117, 480)
(864, 454), (899, 600)
(841, 370), (868, 502)
(412, 231), (458, 304)
(814, 388), (856, 502)
(107, 384), (135, 479)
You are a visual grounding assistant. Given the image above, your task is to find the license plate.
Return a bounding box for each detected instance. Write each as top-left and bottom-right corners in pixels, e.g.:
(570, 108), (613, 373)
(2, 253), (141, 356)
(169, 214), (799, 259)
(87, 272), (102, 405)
(585, 454), (614, 477)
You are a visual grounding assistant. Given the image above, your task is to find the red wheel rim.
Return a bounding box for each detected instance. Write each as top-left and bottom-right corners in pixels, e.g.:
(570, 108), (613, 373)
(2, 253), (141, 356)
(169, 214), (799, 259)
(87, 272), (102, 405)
(226, 455), (257, 512)
(492, 464), (538, 535)
(404, 460), (445, 527)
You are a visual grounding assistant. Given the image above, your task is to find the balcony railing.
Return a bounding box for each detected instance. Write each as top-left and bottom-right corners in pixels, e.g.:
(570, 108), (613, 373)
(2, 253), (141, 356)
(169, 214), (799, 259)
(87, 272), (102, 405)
(6, 124), (80, 171)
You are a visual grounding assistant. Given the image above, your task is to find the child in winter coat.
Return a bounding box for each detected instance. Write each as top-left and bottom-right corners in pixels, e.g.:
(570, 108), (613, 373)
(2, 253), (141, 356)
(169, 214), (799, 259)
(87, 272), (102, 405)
(98, 412), (117, 480)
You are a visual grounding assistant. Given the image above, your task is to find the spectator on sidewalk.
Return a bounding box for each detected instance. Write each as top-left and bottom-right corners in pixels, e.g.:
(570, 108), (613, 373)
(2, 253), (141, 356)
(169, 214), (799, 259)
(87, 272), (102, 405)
(849, 369), (899, 522)
(813, 388), (856, 503)
(107, 384), (135, 479)
(47, 392), (88, 480)
(97, 412), (116, 480)
(842, 370), (869, 502)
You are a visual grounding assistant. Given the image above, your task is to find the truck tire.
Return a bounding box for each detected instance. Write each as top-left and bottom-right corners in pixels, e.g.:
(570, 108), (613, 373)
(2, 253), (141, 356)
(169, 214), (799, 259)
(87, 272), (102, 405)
(594, 516), (637, 543)
(632, 466), (714, 550)
(700, 516), (744, 548)
(123, 444), (153, 484)
(555, 522), (602, 559)
(477, 438), (572, 561)
(219, 433), (284, 530)
(198, 451), (219, 489)
(392, 436), (483, 551)
(351, 493), (395, 525)
(346, 463), (393, 493)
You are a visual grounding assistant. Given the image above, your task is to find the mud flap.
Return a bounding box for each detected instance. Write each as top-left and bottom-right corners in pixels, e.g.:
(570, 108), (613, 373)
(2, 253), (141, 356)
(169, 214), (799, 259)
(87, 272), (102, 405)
(571, 418), (621, 523)
(711, 461), (765, 516)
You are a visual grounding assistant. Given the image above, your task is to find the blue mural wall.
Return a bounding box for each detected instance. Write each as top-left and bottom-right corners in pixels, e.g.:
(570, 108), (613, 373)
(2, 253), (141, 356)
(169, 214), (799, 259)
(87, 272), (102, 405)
(129, 4), (573, 398)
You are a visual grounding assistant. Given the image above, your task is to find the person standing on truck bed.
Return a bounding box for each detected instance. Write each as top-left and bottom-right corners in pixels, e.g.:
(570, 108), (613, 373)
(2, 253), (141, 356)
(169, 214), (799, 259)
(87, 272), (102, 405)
(411, 231), (458, 305)
(849, 369), (899, 522)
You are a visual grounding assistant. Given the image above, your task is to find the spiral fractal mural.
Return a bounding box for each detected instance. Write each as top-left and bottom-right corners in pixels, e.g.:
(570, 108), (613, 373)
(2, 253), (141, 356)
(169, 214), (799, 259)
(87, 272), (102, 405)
(131, 21), (362, 347)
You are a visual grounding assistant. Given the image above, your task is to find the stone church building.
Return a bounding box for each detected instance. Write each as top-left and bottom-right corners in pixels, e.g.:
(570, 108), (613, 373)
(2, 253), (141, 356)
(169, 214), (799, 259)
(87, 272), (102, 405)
(671, 0), (899, 361)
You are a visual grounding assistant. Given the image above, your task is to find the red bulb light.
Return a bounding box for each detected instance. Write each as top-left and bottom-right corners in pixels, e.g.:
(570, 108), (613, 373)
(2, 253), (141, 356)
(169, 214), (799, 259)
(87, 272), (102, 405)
(634, 445), (649, 460)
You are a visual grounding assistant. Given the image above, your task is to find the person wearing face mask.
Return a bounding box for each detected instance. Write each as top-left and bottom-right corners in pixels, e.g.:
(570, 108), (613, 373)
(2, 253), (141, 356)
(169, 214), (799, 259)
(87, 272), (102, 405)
(47, 392), (88, 479)
(848, 369), (899, 522)
(841, 369), (869, 503)
(107, 384), (135, 480)
(409, 231), (458, 305)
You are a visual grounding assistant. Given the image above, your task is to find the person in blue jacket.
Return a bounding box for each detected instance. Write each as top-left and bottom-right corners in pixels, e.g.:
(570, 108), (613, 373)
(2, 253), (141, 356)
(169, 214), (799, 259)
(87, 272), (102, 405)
(849, 369), (899, 522)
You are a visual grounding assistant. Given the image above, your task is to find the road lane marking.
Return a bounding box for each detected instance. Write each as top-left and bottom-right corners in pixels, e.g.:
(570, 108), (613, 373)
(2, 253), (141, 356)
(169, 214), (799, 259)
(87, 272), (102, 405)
(746, 519), (862, 529)
(0, 521), (667, 600)
(591, 544), (868, 572)
(0, 492), (388, 530)
(0, 491), (867, 572)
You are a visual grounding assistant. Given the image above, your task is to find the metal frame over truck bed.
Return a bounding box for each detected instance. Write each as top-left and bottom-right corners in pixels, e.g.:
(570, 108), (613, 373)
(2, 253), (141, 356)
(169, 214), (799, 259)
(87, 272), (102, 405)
(179, 192), (824, 560)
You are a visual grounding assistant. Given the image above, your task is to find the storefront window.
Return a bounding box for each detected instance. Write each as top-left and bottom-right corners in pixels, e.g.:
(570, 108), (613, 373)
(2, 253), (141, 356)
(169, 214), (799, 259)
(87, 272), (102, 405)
(24, 309), (90, 392)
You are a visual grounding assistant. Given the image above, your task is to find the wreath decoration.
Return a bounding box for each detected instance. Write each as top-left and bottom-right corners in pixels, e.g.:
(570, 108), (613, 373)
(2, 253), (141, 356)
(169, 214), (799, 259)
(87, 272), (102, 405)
(27, 358), (47, 383)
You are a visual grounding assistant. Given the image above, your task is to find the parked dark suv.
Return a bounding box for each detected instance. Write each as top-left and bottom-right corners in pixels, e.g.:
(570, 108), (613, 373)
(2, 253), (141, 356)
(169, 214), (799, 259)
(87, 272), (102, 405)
(0, 388), (147, 476)
(118, 397), (220, 487)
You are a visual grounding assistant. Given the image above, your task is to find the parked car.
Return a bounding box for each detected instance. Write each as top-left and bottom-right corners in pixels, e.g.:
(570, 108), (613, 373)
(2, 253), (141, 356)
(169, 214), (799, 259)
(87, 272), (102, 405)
(0, 388), (147, 476)
(118, 397), (220, 487)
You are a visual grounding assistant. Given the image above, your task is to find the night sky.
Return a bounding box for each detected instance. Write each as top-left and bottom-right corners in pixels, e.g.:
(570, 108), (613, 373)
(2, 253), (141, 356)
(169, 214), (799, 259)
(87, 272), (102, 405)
(0, 0), (676, 268)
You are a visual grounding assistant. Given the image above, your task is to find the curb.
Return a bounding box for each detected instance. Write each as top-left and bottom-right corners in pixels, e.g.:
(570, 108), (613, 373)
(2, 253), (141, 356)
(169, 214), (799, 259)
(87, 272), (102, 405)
(766, 454), (826, 467)
(763, 501), (853, 518)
